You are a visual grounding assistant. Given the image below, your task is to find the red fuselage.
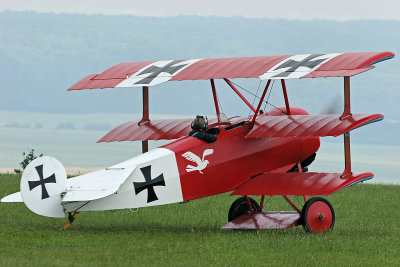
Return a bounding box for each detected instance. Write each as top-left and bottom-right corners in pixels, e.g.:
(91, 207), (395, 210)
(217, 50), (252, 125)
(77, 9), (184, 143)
(163, 107), (320, 201)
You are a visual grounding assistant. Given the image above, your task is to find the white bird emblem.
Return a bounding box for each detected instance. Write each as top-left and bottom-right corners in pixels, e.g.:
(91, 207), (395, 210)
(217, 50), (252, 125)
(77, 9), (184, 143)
(181, 149), (214, 174)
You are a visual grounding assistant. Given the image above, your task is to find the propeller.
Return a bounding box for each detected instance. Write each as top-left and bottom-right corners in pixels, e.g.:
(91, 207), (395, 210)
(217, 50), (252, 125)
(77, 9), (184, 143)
(319, 94), (342, 114)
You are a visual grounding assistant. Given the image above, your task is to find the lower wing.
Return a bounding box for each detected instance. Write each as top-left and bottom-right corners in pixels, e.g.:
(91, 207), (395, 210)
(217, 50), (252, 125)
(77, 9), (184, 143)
(232, 172), (373, 196)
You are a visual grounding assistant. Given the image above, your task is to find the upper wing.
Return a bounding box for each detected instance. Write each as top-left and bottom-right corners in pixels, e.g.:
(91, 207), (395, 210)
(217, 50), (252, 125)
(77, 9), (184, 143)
(68, 52), (394, 90)
(246, 113), (383, 138)
(181, 152), (201, 164)
(231, 172), (373, 196)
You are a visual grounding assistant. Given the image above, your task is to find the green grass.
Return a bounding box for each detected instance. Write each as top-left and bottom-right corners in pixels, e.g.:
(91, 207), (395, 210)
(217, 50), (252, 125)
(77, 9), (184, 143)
(1, 173), (399, 266)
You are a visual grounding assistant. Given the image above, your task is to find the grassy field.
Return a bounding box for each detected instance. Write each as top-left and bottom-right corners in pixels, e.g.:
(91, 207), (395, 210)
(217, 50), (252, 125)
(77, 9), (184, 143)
(0, 173), (399, 266)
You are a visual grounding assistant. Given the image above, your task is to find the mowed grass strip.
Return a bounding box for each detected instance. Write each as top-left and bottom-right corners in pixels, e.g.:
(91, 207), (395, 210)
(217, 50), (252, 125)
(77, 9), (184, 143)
(0, 173), (399, 266)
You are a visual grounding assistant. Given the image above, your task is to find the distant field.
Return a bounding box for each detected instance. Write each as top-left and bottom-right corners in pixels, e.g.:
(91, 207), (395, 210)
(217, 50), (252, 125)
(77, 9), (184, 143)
(1, 173), (399, 266)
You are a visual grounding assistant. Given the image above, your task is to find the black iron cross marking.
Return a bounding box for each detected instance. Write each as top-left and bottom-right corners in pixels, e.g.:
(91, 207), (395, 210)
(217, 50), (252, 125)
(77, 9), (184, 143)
(28, 165), (56, 200)
(134, 60), (189, 85)
(133, 165), (165, 203)
(272, 54), (328, 78)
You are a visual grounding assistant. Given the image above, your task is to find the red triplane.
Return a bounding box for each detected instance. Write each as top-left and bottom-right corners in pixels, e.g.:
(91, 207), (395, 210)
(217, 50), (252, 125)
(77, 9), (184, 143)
(1, 52), (395, 233)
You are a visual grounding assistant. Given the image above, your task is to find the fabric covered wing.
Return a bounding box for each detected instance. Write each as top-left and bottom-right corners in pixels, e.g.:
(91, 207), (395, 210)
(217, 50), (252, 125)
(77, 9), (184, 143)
(98, 118), (218, 142)
(231, 172), (373, 196)
(246, 114), (383, 138)
(68, 52), (394, 90)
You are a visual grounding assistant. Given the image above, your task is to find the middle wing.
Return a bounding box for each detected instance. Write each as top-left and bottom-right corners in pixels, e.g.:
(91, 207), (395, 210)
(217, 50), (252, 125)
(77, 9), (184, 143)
(98, 116), (245, 142)
(246, 113), (383, 138)
(98, 118), (199, 142)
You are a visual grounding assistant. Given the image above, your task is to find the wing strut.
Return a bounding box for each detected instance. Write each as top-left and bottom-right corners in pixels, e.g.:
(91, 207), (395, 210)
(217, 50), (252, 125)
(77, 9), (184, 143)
(341, 76), (352, 119)
(281, 79), (291, 115)
(342, 77), (352, 177)
(251, 80), (271, 125)
(140, 86), (150, 153)
(210, 79), (221, 123)
(223, 78), (256, 113)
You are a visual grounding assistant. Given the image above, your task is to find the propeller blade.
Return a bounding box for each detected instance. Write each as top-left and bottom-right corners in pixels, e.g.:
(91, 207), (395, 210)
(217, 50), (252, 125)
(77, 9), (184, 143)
(320, 94), (342, 114)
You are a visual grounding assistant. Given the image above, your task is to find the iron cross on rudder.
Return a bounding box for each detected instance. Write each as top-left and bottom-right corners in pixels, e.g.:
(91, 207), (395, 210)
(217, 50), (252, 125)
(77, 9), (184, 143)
(28, 165), (56, 200)
(133, 165), (166, 203)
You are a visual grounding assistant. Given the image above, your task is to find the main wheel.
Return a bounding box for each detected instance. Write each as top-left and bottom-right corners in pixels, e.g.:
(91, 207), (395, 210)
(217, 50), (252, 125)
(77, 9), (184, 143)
(228, 196), (260, 222)
(301, 197), (335, 233)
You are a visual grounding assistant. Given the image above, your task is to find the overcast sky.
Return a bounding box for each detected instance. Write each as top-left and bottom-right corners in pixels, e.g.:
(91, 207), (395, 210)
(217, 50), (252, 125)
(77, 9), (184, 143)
(1, 0), (400, 21)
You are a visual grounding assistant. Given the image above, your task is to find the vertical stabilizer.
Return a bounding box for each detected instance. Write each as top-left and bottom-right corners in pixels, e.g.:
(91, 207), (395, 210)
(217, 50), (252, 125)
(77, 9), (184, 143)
(20, 156), (67, 218)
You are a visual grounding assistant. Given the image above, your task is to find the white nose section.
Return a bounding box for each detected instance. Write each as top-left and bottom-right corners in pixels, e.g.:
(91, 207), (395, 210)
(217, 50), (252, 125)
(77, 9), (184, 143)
(20, 156), (67, 218)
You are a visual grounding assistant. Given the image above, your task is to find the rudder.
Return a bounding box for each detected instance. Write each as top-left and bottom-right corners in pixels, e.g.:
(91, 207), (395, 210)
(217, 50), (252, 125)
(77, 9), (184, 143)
(20, 156), (67, 218)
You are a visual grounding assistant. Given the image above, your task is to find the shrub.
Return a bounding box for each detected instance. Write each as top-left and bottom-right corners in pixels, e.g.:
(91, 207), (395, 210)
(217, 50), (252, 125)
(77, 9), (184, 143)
(14, 149), (43, 174)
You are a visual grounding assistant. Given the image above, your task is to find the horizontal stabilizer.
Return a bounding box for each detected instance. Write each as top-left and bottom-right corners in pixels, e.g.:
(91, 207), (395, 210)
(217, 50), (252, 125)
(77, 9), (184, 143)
(1, 192), (23, 203)
(232, 172), (373, 196)
(246, 114), (383, 138)
(62, 167), (135, 202)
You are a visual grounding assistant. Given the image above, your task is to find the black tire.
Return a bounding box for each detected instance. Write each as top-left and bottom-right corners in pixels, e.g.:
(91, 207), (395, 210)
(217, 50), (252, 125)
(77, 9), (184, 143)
(301, 197), (335, 233)
(228, 196), (260, 222)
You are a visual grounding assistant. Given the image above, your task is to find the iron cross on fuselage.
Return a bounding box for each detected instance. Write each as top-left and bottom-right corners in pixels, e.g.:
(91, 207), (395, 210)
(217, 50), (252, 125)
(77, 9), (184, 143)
(272, 54), (327, 78)
(134, 60), (189, 85)
(28, 164), (56, 200)
(133, 165), (165, 203)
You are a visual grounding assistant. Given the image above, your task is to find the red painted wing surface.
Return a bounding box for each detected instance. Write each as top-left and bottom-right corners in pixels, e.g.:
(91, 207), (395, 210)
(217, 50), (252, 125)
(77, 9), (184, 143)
(98, 117), (246, 142)
(232, 172), (373, 196)
(247, 114), (383, 138)
(68, 52), (394, 90)
(98, 118), (198, 142)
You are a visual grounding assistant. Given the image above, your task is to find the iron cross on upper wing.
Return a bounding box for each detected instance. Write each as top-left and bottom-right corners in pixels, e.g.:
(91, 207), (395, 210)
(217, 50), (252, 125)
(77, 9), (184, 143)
(272, 54), (328, 78)
(134, 60), (190, 85)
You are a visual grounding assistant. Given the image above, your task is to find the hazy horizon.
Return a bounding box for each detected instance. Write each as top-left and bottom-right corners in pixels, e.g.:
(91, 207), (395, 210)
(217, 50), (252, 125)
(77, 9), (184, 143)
(2, 0), (400, 21)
